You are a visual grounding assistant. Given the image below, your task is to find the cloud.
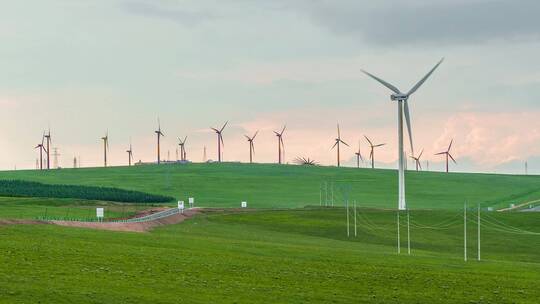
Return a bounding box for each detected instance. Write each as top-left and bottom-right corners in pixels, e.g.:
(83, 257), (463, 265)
(432, 111), (540, 167)
(121, 1), (215, 26)
(293, 0), (540, 46)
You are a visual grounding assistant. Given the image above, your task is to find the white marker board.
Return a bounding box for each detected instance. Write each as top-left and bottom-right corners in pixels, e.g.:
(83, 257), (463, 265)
(96, 208), (104, 218)
(178, 201), (185, 210)
(241, 201), (247, 208)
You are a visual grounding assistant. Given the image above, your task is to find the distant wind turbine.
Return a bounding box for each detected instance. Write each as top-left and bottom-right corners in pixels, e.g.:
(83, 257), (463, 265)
(155, 119), (164, 164)
(331, 124), (349, 167)
(101, 131), (109, 167)
(244, 130), (258, 164)
(410, 149), (424, 171)
(178, 136), (187, 161)
(44, 128), (52, 170)
(435, 139), (456, 173)
(35, 132), (46, 170)
(211, 122), (227, 162)
(364, 135), (385, 169)
(354, 140), (363, 168)
(274, 125), (286, 164)
(126, 139), (133, 166)
(362, 58), (444, 210)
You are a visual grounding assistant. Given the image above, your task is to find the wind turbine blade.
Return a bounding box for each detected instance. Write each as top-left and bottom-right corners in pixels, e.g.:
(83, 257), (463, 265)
(211, 128), (219, 133)
(364, 135), (373, 146)
(403, 100), (414, 155)
(418, 149), (424, 159)
(449, 153), (457, 164)
(407, 58), (444, 96)
(281, 125), (286, 135)
(244, 135), (250, 140)
(220, 121), (228, 133)
(331, 141), (338, 149)
(273, 131), (280, 136)
(220, 134), (224, 147)
(418, 161), (422, 170)
(251, 142), (255, 154)
(369, 149), (373, 160)
(337, 123), (340, 139)
(361, 70), (401, 94)
(374, 143), (385, 147)
(253, 130), (259, 139)
(340, 140), (349, 147)
(447, 139), (453, 152)
(434, 152), (446, 155)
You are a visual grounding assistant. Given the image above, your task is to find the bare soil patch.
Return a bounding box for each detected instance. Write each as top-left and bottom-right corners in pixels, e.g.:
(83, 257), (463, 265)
(51, 208), (201, 232)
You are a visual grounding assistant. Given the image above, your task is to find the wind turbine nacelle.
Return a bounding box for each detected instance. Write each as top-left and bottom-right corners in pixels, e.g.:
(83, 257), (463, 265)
(390, 94), (408, 101)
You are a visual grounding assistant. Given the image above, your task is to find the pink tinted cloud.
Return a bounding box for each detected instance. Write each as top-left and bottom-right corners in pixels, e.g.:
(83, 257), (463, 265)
(431, 111), (540, 166)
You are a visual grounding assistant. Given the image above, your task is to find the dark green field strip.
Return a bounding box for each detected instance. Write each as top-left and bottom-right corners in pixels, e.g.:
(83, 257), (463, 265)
(0, 180), (174, 203)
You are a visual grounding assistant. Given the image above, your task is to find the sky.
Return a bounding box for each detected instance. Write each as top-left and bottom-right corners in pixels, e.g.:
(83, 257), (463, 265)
(1, 0), (540, 174)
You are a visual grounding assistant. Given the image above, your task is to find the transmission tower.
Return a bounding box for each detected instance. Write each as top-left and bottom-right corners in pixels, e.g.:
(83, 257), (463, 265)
(52, 148), (60, 169)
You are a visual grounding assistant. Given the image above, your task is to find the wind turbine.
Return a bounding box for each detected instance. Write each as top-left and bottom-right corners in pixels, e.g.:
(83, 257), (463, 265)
(155, 119), (164, 164)
(354, 140), (363, 168)
(101, 131), (109, 167)
(364, 136), (385, 169)
(435, 139), (456, 173)
(331, 124), (349, 167)
(274, 125), (286, 164)
(44, 128), (52, 170)
(211, 122), (227, 162)
(362, 58), (444, 210)
(126, 140), (133, 166)
(178, 136), (187, 161)
(410, 149), (424, 171)
(35, 132), (46, 170)
(244, 130), (258, 164)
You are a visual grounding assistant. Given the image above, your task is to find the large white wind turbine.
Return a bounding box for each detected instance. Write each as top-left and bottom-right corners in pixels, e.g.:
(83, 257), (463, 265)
(362, 58), (444, 210)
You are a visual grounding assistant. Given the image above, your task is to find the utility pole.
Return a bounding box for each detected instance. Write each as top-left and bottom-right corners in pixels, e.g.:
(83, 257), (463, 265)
(319, 183), (322, 206)
(354, 200), (357, 237)
(464, 202), (467, 262)
(331, 182), (334, 207)
(407, 209), (411, 255)
(346, 198), (350, 237)
(397, 210), (401, 254)
(477, 204), (481, 261)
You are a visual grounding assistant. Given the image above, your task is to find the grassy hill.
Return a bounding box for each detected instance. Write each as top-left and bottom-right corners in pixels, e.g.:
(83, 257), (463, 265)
(1, 208), (539, 303)
(1, 163), (539, 210)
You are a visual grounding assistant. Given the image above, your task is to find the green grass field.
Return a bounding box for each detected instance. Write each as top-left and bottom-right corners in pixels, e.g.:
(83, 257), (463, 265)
(0, 164), (539, 303)
(1, 208), (539, 303)
(1, 163), (540, 210)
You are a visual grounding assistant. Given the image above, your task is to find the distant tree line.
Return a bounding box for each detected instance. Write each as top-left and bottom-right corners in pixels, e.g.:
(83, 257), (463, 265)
(0, 180), (174, 203)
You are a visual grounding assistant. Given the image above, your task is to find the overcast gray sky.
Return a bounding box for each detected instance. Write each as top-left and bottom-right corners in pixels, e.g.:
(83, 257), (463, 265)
(1, 0), (539, 173)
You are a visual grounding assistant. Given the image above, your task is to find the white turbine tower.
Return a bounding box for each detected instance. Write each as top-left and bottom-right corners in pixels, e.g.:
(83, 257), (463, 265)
(362, 58), (444, 210)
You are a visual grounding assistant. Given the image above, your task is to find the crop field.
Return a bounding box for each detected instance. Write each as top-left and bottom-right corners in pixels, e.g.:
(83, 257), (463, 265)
(0, 164), (539, 303)
(1, 163), (540, 210)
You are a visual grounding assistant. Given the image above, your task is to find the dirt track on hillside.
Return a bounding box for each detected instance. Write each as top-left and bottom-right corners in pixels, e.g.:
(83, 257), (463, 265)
(51, 208), (201, 232)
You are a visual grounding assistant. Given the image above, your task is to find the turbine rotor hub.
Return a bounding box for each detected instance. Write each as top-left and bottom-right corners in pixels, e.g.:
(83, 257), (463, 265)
(391, 93), (408, 101)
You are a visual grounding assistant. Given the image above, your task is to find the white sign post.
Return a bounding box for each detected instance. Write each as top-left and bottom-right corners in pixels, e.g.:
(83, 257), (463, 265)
(241, 201), (247, 208)
(178, 201), (185, 214)
(96, 208), (104, 222)
(189, 197), (194, 208)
